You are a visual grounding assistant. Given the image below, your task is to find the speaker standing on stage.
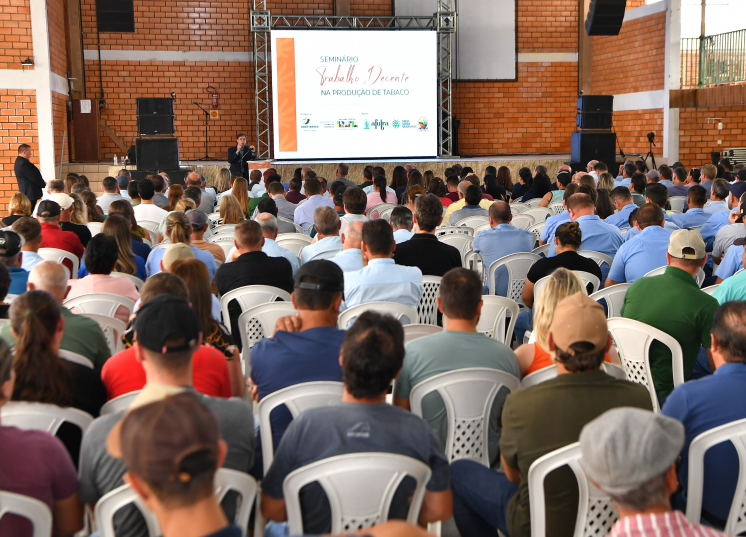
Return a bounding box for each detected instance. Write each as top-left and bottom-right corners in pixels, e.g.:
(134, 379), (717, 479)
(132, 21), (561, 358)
(228, 133), (255, 179)
(14, 144), (46, 208)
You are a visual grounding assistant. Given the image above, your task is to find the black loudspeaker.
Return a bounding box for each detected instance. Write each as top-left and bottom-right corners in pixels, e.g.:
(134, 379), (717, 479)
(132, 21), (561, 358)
(136, 138), (179, 171)
(577, 95), (614, 113)
(136, 98), (174, 116)
(137, 115), (175, 136)
(571, 132), (617, 169)
(585, 0), (626, 36)
(576, 112), (613, 129)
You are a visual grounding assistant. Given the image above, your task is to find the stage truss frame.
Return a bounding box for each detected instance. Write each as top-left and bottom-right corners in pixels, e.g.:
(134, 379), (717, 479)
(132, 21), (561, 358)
(249, 2), (456, 159)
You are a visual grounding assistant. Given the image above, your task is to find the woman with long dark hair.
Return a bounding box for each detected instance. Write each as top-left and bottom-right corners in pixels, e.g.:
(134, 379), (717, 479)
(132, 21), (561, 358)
(496, 166), (514, 201)
(81, 191), (104, 222)
(366, 174), (395, 212)
(483, 174), (507, 202)
(595, 188), (615, 219)
(512, 167), (532, 202)
(521, 172), (553, 206)
(391, 165), (408, 194)
(164, 184), (184, 212)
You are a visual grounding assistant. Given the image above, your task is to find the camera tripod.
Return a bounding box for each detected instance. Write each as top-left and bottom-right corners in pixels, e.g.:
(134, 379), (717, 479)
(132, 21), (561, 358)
(642, 139), (657, 172)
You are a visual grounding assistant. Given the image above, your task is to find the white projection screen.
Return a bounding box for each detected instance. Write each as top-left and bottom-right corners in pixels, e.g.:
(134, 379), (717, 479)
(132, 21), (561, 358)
(395, 0), (516, 80)
(270, 30), (438, 160)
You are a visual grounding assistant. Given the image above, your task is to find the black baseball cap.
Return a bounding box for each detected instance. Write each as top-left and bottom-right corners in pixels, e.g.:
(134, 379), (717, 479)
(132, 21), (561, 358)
(728, 181), (746, 200)
(135, 294), (200, 353)
(37, 199), (61, 218)
(0, 229), (24, 257)
(737, 169), (746, 181)
(294, 260), (344, 293)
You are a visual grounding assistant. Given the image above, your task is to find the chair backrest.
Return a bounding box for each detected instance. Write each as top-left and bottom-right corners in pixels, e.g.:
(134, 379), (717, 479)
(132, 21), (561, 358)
(87, 222), (104, 235)
(549, 202), (565, 215)
(463, 250), (485, 283)
(338, 301), (419, 329)
(473, 222), (491, 237)
(211, 224), (237, 236)
(528, 442), (619, 537)
(207, 234), (235, 244)
(100, 391), (140, 416)
(417, 276), (442, 326)
(453, 215), (489, 229)
(219, 285), (292, 333)
(79, 313), (126, 355)
(521, 365), (558, 388)
(487, 252), (541, 304)
(403, 323), (444, 344)
(304, 247), (342, 263)
(137, 220), (161, 238)
(527, 222), (545, 247)
(94, 468), (257, 537)
(366, 203), (398, 220)
(477, 296), (519, 344)
(410, 368), (520, 466)
(668, 196), (687, 212)
(437, 234), (472, 263)
(258, 381), (345, 474)
(109, 272), (145, 291)
(578, 250), (614, 272)
(685, 417), (746, 535)
(0, 491), (53, 537)
(4, 293), (18, 304)
(532, 270), (600, 305)
(606, 318), (685, 412)
(589, 283), (632, 318)
(644, 265), (705, 287)
(522, 207), (553, 224)
(511, 214), (535, 230)
(207, 212), (222, 228)
(435, 226), (473, 237)
(1, 401), (93, 438)
(532, 244), (550, 258)
(275, 235), (314, 255)
(59, 349), (93, 369)
(524, 198), (543, 208)
(37, 248), (80, 279)
(601, 362), (627, 380)
(277, 216), (302, 234)
(510, 203), (528, 215)
(284, 452), (431, 535)
(701, 284), (719, 295)
(237, 302), (298, 364)
(63, 293), (136, 320)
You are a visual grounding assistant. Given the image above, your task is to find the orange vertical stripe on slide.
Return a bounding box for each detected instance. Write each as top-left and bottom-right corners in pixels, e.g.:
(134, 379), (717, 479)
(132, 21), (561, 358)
(276, 38), (298, 152)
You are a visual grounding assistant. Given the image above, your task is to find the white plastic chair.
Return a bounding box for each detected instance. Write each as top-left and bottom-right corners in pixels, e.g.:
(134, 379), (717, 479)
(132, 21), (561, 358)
(64, 293), (135, 320)
(0, 491), (52, 537)
(211, 224), (237, 236)
(417, 276), (442, 326)
(606, 318), (685, 412)
(258, 381), (345, 474)
(59, 349), (93, 369)
(601, 362), (628, 380)
(37, 248), (80, 279)
(589, 283), (632, 318)
(277, 216), (303, 234)
(284, 453), (431, 535)
(137, 220), (161, 239)
(524, 198), (543, 208)
(237, 302), (298, 368)
(511, 214), (535, 230)
(109, 272), (145, 291)
(532, 244), (550, 257)
(510, 203), (528, 215)
(472, 222), (491, 237)
(685, 417), (746, 535)
(521, 365), (558, 388)
(219, 285), (292, 334)
(578, 250), (614, 272)
(338, 302), (419, 329)
(403, 323), (444, 344)
(79, 313), (126, 355)
(95, 468), (257, 537)
(701, 284), (719, 295)
(438, 234), (472, 263)
(487, 252), (541, 305)
(366, 203), (398, 220)
(528, 442), (619, 537)
(549, 202), (565, 215)
(410, 368), (520, 465)
(275, 234), (314, 255)
(574, 271), (601, 294)
(1, 401), (93, 436)
(453, 215), (489, 229)
(463, 250), (485, 283)
(477, 296), (519, 344)
(4, 293), (18, 304)
(669, 196), (687, 212)
(87, 222), (104, 235)
(528, 222), (545, 247)
(522, 207), (553, 224)
(644, 265), (705, 287)
(100, 391), (140, 416)
(435, 226), (473, 237)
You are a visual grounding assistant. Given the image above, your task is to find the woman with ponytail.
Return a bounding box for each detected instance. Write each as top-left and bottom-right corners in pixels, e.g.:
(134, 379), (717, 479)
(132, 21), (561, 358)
(0, 334), (85, 536)
(365, 174), (395, 213)
(144, 211), (217, 279)
(10, 290), (106, 465)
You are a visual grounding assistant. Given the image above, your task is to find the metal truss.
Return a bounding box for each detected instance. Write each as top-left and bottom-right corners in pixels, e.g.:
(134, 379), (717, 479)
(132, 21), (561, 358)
(250, 2), (456, 159)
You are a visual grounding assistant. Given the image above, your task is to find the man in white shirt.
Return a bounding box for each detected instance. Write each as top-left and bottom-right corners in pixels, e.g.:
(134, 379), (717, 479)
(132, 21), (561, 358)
(133, 177), (168, 223)
(293, 178), (335, 233)
(300, 206), (343, 264)
(256, 212), (299, 275)
(97, 176), (124, 214)
(391, 206), (414, 244)
(340, 188), (368, 233)
(330, 220), (364, 273)
(587, 160), (599, 183)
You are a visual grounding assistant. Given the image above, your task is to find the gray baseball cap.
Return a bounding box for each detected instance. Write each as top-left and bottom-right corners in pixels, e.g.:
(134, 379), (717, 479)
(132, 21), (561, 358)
(646, 170), (660, 181)
(116, 175), (130, 188)
(579, 408), (684, 495)
(186, 209), (208, 230)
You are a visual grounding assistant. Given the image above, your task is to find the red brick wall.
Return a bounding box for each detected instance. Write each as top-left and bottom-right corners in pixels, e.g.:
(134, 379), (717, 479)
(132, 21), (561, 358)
(0, 0), (33, 69)
(351, 0), (392, 16)
(614, 109), (663, 156)
(0, 90), (38, 210)
(679, 106), (746, 168)
(47, 0), (68, 77)
(518, 0), (578, 53)
(52, 92), (68, 165)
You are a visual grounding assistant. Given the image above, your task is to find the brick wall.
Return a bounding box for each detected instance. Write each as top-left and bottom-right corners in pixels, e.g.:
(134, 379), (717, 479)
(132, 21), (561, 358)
(0, 90), (38, 209)
(47, 0), (67, 77)
(350, 0), (391, 17)
(679, 106), (746, 167)
(0, 0), (33, 69)
(517, 0), (578, 53)
(614, 109), (663, 156)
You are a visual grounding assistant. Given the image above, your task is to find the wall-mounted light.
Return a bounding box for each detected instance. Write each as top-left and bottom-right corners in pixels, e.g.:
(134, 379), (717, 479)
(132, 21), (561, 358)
(20, 57), (34, 67)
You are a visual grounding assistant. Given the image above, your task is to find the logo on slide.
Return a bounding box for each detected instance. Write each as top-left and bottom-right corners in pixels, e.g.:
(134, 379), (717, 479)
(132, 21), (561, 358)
(337, 120), (358, 128)
(418, 117), (429, 131)
(364, 120), (371, 129)
(372, 119), (389, 130)
(303, 118), (310, 125)
(393, 120), (401, 129)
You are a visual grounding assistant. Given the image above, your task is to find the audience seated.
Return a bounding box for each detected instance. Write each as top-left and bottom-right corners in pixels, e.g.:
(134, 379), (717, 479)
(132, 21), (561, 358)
(329, 162), (356, 189)
(258, 196), (296, 234)
(701, 184), (746, 248)
(300, 207), (343, 263)
(261, 311), (452, 532)
(0, 229), (28, 294)
(366, 174), (397, 213)
(614, 162), (636, 188)
(268, 180), (297, 222)
(450, 293), (652, 537)
(700, 163), (718, 197)
(146, 211), (217, 279)
(450, 184), (489, 224)
(510, 167), (532, 201)
(79, 294), (254, 537)
(53, 193), (92, 247)
(329, 220), (364, 272)
(78, 214), (147, 279)
(390, 206), (414, 243)
(254, 212), (300, 275)
(713, 245), (746, 302)
(133, 177), (168, 223)
(0, 337), (84, 537)
(67, 235), (140, 324)
(293, 178), (335, 233)
(629, 172), (648, 207)
(539, 184), (577, 247)
(668, 166), (691, 197)
(580, 408), (727, 537)
(394, 268), (519, 466)
(622, 230), (718, 402)
(605, 187), (637, 229)
(185, 172), (215, 214)
(344, 219), (423, 313)
(3, 191), (32, 227)
(444, 180), (493, 222)
(340, 186), (368, 232)
(150, 173), (169, 208)
(107, 199), (153, 259)
(671, 185), (710, 229)
(520, 169), (553, 206)
(286, 176), (305, 204)
(37, 200), (85, 271)
(219, 194), (245, 225)
(394, 194), (461, 276)
(97, 176), (124, 214)
(187, 209), (226, 264)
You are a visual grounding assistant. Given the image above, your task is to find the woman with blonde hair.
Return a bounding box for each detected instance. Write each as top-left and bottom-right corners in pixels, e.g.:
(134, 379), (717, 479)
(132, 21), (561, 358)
(69, 193), (88, 225)
(145, 211), (216, 279)
(109, 199), (151, 242)
(219, 195), (244, 225)
(214, 168), (232, 200)
(3, 192), (32, 226)
(597, 172), (615, 192)
(164, 184), (184, 212)
(80, 191), (104, 222)
(231, 177), (251, 216)
(64, 174), (78, 194)
(102, 214), (146, 278)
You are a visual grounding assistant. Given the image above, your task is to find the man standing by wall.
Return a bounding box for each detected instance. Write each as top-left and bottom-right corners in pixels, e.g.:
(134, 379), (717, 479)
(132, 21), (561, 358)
(14, 144), (45, 208)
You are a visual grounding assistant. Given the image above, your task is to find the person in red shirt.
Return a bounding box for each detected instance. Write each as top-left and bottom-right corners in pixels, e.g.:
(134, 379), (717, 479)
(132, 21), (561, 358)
(36, 200), (84, 275)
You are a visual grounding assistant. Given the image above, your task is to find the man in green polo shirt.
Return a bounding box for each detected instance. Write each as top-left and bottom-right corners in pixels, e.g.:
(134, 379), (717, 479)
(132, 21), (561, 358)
(621, 229), (719, 400)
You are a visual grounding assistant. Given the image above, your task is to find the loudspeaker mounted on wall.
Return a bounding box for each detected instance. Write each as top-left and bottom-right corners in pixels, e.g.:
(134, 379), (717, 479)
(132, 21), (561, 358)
(585, 0), (626, 36)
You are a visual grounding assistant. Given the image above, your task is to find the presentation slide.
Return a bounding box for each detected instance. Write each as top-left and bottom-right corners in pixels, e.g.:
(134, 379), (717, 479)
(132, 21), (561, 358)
(270, 30), (438, 160)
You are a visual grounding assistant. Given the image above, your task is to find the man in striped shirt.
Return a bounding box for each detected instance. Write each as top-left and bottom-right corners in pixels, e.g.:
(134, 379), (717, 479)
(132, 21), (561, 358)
(579, 408), (727, 537)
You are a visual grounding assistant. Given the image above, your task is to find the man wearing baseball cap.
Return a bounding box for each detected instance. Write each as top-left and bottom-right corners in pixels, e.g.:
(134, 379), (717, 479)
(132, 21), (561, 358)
(580, 408), (726, 536)
(450, 293), (651, 537)
(36, 199), (85, 267)
(622, 229), (719, 401)
(79, 294), (254, 537)
(700, 181), (746, 247)
(0, 229), (28, 294)
(50, 192), (92, 247)
(187, 210), (225, 263)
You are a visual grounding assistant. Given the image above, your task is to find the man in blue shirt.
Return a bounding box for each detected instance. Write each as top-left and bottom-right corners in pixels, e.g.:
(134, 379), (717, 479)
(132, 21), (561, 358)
(614, 161), (636, 188)
(329, 220), (364, 272)
(292, 178), (335, 233)
(344, 220), (423, 314)
(667, 166), (691, 197)
(606, 204), (670, 286)
(300, 206), (343, 264)
(539, 184), (577, 248)
(473, 201), (533, 295)
(704, 179), (731, 215)
(657, 165), (674, 189)
(662, 301), (746, 525)
(605, 186), (637, 229)
(449, 185), (489, 225)
(715, 242), (744, 282)
(0, 229), (28, 294)
(671, 185), (710, 229)
(249, 260), (346, 477)
(701, 163), (717, 197)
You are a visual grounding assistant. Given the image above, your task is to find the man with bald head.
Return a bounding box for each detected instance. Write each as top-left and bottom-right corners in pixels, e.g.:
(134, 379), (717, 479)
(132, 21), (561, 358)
(472, 201), (533, 295)
(330, 220), (364, 272)
(255, 212), (299, 275)
(186, 171), (215, 213)
(0, 261), (110, 369)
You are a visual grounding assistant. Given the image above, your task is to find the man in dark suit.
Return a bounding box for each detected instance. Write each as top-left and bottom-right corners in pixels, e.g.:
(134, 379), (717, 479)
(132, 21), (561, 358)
(14, 144), (46, 207)
(227, 132), (255, 179)
(215, 219), (294, 348)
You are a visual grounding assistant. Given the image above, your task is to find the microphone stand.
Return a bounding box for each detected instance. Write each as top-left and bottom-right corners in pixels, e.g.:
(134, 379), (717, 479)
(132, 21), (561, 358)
(192, 101), (216, 161)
